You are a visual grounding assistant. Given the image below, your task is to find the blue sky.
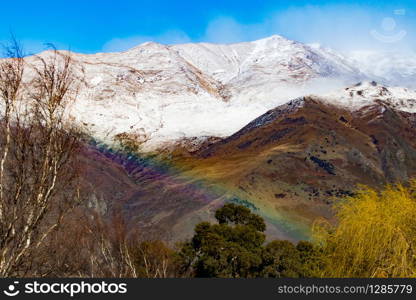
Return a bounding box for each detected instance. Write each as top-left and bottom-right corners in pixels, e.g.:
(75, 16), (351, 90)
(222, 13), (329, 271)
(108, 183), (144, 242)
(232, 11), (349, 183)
(1, 0), (415, 54)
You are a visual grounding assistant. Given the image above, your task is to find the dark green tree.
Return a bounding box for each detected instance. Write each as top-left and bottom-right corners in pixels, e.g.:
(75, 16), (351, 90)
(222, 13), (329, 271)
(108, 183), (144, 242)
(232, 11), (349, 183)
(176, 204), (324, 278)
(260, 240), (302, 277)
(296, 241), (325, 277)
(214, 203), (266, 231)
(177, 204), (266, 277)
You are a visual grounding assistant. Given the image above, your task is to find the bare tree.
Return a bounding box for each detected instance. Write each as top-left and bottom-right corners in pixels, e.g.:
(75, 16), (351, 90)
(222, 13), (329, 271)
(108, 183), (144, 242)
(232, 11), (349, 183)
(133, 240), (174, 278)
(82, 210), (138, 278)
(0, 38), (24, 217)
(60, 206), (174, 278)
(0, 40), (175, 278)
(0, 41), (82, 276)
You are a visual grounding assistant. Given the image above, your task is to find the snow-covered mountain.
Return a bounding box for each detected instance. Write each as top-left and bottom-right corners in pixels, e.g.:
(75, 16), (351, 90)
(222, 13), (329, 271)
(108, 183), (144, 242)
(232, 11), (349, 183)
(321, 81), (416, 112)
(347, 50), (416, 88)
(24, 35), (416, 150)
(30, 35), (415, 242)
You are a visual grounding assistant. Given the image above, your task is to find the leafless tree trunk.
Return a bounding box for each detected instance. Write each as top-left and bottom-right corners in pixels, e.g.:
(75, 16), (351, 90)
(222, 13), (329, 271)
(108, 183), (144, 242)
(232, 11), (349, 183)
(37, 207), (175, 278)
(0, 38), (24, 220)
(84, 211), (138, 278)
(0, 40), (174, 278)
(0, 41), (82, 277)
(134, 240), (174, 278)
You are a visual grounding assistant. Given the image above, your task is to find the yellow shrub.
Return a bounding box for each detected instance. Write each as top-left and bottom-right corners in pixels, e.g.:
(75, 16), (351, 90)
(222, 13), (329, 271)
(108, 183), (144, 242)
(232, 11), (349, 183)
(314, 180), (416, 277)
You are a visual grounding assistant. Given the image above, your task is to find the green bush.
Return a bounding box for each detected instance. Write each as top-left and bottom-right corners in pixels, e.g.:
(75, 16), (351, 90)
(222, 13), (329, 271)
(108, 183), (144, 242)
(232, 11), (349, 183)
(176, 204), (323, 277)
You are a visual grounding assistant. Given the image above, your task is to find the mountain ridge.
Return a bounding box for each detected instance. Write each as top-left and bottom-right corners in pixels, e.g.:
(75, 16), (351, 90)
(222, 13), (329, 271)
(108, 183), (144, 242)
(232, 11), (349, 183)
(78, 94), (416, 242)
(17, 35), (416, 152)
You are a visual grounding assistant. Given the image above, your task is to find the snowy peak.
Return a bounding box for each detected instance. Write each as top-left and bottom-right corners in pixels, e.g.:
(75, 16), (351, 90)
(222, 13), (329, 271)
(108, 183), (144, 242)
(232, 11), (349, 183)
(321, 81), (416, 112)
(171, 34), (363, 87)
(18, 35), (416, 151)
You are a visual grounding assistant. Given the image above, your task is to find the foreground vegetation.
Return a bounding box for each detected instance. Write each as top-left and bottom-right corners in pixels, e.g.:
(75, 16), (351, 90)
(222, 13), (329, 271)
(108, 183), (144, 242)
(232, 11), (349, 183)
(315, 181), (416, 277)
(1, 40), (415, 277)
(175, 182), (416, 278)
(55, 182), (416, 278)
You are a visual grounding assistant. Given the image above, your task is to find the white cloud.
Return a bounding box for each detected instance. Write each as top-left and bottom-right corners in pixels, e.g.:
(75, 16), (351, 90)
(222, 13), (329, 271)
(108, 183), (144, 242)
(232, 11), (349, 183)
(269, 5), (412, 52)
(102, 4), (416, 53)
(200, 5), (414, 52)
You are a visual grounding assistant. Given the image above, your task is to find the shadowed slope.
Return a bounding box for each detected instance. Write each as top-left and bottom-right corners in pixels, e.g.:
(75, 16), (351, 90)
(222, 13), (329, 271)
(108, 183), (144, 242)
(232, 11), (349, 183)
(78, 96), (416, 243)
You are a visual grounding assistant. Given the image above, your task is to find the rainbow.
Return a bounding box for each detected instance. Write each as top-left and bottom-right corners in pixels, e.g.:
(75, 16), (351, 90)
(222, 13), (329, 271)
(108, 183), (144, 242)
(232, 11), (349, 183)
(88, 138), (312, 242)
